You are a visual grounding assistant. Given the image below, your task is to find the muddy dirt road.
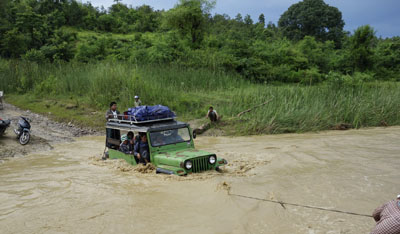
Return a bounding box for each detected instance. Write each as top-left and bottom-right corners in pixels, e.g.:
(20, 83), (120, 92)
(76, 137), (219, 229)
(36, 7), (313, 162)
(0, 102), (96, 160)
(1, 124), (399, 233)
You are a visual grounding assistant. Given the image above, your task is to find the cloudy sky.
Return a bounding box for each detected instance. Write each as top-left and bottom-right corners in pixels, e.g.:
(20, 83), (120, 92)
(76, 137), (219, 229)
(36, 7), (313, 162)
(87, 0), (400, 38)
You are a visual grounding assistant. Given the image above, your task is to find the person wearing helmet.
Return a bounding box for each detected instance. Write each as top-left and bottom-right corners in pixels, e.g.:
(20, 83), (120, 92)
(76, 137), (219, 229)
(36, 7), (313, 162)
(206, 106), (219, 122)
(119, 134), (133, 154)
(134, 96), (142, 107)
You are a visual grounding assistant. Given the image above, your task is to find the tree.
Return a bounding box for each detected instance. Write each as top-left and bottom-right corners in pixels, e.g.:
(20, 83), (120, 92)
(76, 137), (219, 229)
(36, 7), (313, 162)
(244, 14), (253, 25)
(15, 7), (50, 50)
(133, 5), (160, 32)
(1, 28), (29, 57)
(278, 0), (344, 47)
(374, 37), (400, 80)
(349, 25), (376, 72)
(164, 0), (215, 48)
(64, 0), (86, 27)
(258, 14), (265, 26)
(234, 13), (243, 23)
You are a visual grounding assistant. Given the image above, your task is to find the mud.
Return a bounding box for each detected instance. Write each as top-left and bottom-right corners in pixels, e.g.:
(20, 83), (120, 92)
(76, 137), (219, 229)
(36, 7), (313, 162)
(1, 117), (399, 233)
(0, 102), (98, 161)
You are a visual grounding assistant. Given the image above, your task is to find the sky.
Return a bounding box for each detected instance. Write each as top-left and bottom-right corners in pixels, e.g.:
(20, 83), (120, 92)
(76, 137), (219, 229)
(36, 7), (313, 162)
(86, 0), (400, 38)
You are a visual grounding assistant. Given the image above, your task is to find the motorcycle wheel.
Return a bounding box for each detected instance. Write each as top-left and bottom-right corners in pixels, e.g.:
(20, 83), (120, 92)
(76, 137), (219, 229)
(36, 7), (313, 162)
(19, 132), (30, 145)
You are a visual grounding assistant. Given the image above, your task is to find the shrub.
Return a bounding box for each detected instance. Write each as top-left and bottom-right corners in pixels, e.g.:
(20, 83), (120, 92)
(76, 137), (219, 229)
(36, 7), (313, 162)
(23, 49), (46, 63)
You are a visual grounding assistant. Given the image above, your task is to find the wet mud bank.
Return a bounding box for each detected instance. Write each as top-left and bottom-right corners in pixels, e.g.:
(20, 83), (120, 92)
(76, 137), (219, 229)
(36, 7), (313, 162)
(0, 126), (399, 233)
(0, 102), (98, 161)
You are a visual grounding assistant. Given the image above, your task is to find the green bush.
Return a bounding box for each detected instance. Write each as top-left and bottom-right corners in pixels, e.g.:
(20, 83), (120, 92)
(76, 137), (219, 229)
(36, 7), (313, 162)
(23, 49), (46, 63)
(34, 75), (58, 96)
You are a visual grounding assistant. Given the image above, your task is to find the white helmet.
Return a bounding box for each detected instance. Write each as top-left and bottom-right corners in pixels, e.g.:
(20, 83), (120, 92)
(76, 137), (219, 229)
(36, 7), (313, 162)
(134, 95), (139, 99)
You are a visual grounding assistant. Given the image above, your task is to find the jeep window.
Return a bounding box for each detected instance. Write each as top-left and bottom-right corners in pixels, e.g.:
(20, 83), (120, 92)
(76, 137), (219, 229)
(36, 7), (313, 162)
(150, 128), (191, 147)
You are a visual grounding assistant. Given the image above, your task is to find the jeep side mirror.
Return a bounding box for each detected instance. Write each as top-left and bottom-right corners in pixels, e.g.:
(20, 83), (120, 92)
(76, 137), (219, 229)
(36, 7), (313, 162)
(193, 130), (197, 139)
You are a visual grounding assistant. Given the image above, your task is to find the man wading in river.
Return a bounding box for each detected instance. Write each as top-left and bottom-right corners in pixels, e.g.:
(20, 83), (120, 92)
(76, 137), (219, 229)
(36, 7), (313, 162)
(370, 195), (400, 234)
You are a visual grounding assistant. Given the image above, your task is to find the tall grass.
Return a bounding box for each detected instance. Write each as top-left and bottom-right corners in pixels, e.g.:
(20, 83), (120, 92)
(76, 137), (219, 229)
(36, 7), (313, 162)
(1, 60), (399, 135)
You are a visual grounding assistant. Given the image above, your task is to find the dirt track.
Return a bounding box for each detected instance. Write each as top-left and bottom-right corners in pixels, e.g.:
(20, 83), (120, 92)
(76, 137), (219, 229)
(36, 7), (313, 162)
(0, 102), (97, 160)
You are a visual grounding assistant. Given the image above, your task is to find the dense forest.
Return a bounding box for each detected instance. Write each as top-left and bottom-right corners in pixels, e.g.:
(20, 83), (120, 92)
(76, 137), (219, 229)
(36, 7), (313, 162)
(1, 0), (399, 83)
(1, 0), (399, 134)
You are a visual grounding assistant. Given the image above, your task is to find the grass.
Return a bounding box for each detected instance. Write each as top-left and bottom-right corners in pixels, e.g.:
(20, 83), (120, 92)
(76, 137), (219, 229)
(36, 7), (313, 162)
(5, 94), (105, 130)
(1, 60), (399, 135)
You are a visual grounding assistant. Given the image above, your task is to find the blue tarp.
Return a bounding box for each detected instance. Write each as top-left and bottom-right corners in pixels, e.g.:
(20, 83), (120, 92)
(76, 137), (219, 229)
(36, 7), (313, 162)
(126, 105), (175, 121)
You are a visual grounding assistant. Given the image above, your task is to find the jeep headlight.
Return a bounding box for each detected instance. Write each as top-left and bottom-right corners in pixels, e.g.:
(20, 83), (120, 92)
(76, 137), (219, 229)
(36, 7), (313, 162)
(209, 155), (216, 164)
(184, 160), (192, 170)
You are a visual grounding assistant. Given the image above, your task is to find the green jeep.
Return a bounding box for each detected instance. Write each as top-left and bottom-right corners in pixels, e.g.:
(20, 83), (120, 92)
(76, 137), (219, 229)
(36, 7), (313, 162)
(106, 116), (227, 175)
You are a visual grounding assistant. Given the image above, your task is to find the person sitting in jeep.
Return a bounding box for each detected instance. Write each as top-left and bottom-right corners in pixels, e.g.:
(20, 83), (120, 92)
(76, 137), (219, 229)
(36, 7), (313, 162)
(134, 132), (150, 164)
(127, 131), (135, 151)
(119, 134), (133, 154)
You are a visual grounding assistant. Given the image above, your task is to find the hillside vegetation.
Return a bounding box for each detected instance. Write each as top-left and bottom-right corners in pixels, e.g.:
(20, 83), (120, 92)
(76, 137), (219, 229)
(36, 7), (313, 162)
(0, 0), (399, 134)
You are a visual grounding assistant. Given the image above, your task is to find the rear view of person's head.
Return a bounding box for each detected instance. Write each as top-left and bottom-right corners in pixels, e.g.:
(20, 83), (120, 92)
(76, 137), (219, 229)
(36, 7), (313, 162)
(209, 106), (213, 111)
(127, 131), (134, 140)
(110, 101), (117, 111)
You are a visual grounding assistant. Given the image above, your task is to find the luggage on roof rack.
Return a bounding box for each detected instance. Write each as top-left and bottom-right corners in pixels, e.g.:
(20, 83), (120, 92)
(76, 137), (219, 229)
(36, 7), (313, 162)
(107, 105), (176, 125)
(126, 105), (176, 122)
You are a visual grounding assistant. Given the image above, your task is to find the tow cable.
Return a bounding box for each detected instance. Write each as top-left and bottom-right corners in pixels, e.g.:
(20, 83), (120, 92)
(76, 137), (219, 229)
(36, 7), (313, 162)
(228, 192), (372, 218)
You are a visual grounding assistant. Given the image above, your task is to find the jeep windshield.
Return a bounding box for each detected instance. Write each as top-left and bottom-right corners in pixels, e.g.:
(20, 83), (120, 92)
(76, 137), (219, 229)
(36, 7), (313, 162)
(150, 127), (191, 147)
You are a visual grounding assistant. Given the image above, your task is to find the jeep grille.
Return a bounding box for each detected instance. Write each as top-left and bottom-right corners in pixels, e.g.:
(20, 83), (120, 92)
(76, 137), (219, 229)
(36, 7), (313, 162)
(191, 156), (211, 173)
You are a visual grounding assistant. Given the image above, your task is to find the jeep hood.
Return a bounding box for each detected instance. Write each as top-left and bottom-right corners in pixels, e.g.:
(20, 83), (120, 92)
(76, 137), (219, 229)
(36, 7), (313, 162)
(153, 148), (215, 168)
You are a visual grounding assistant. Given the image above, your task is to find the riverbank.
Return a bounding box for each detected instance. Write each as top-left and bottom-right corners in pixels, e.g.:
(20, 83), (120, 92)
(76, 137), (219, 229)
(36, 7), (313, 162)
(4, 78), (400, 136)
(0, 102), (98, 161)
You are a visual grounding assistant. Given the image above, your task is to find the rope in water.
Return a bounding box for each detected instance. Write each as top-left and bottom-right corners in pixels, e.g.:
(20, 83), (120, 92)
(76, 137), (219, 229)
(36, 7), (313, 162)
(229, 192), (373, 218)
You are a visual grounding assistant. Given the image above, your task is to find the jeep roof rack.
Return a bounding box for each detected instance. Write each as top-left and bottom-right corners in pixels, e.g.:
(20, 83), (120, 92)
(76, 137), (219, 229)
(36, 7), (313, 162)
(107, 114), (176, 125)
(106, 114), (187, 132)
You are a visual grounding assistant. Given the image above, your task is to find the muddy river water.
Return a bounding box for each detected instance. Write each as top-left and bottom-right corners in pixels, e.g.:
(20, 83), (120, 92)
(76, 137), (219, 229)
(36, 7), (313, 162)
(0, 127), (399, 234)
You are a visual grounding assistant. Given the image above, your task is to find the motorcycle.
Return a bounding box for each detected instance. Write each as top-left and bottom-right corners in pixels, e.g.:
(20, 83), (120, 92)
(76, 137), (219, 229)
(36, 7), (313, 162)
(0, 117), (11, 136)
(14, 116), (31, 145)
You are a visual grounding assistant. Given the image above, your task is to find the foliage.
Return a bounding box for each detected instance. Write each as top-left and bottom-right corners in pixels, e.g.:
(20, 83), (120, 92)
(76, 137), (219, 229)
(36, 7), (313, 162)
(164, 0), (215, 48)
(1, 61), (400, 135)
(374, 37), (400, 80)
(0, 0), (398, 85)
(278, 0), (344, 47)
(349, 25), (376, 72)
